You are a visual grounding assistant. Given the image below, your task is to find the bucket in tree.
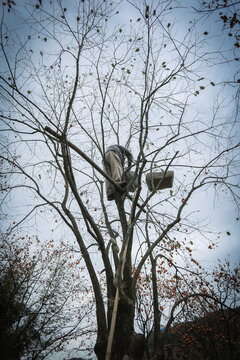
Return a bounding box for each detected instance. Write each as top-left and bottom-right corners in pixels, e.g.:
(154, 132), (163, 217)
(146, 171), (174, 191)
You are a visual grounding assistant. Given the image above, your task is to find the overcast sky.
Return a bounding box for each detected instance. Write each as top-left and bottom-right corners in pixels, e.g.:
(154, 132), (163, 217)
(1, 0), (239, 266)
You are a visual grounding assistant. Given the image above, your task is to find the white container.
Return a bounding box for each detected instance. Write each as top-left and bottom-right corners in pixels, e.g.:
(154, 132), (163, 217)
(146, 171), (174, 191)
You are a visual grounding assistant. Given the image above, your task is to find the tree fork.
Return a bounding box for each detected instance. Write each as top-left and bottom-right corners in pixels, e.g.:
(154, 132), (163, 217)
(45, 126), (119, 188)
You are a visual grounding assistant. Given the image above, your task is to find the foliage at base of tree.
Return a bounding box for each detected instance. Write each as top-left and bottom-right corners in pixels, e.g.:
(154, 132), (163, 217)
(0, 233), (94, 360)
(166, 306), (240, 360)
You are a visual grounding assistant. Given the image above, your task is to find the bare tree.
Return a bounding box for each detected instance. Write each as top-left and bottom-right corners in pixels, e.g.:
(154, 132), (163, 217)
(193, 0), (240, 124)
(0, 0), (239, 359)
(194, 0), (240, 50)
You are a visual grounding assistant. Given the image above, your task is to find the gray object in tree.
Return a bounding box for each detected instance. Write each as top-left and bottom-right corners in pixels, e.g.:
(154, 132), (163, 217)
(146, 171), (174, 191)
(125, 171), (139, 192)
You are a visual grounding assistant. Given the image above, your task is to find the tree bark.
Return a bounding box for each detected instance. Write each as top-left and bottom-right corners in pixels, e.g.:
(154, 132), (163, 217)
(110, 296), (145, 360)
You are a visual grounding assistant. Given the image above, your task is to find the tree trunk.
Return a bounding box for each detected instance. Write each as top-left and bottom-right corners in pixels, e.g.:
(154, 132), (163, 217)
(94, 333), (108, 360)
(110, 297), (145, 360)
